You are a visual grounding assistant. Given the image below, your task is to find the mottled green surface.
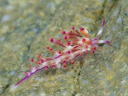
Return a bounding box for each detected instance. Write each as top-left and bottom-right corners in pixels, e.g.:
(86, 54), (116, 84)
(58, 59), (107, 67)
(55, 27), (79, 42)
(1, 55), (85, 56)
(0, 0), (128, 96)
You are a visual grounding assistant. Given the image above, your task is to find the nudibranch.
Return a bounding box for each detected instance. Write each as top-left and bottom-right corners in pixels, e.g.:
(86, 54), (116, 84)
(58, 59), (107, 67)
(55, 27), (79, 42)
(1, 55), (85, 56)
(16, 23), (111, 86)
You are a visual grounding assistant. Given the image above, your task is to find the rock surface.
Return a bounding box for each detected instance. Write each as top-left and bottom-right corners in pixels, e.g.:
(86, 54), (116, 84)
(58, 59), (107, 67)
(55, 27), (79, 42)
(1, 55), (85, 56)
(0, 0), (128, 96)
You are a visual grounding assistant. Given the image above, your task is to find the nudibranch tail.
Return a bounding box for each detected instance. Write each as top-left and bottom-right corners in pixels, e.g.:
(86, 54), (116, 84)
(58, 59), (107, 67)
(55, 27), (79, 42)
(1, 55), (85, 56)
(16, 75), (29, 86)
(16, 66), (47, 86)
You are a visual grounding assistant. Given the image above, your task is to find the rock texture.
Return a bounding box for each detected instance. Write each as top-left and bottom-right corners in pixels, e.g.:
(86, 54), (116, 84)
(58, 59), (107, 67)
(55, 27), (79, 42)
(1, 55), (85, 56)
(0, 0), (127, 96)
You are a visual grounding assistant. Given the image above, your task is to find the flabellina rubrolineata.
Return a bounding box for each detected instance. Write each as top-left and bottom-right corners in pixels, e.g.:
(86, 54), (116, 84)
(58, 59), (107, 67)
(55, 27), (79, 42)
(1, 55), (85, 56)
(16, 20), (111, 86)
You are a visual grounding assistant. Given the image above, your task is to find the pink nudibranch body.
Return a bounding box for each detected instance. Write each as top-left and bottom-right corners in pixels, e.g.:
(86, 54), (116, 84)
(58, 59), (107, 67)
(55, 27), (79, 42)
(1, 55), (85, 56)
(16, 26), (111, 86)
